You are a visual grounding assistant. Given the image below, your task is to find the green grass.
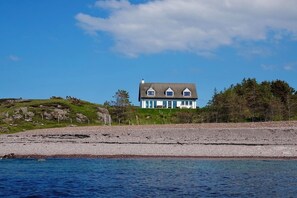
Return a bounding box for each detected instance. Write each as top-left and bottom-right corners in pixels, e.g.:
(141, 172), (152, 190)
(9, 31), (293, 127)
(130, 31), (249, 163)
(127, 107), (200, 125)
(0, 98), (105, 133)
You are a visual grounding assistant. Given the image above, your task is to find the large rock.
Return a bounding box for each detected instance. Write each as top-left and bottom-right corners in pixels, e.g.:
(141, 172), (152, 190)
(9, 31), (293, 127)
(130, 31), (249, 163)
(2, 112), (9, 118)
(26, 111), (35, 118)
(0, 126), (9, 133)
(52, 109), (69, 121)
(20, 107), (28, 114)
(3, 117), (13, 124)
(76, 113), (89, 123)
(44, 111), (53, 120)
(97, 107), (109, 114)
(97, 107), (111, 125)
(13, 114), (23, 120)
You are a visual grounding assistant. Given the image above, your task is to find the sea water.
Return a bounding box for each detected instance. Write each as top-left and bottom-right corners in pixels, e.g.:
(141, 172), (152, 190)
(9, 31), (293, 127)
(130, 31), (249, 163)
(0, 158), (297, 197)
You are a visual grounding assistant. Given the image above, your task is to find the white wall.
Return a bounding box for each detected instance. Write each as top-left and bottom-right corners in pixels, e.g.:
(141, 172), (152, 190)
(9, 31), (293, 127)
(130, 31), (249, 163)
(140, 99), (197, 109)
(157, 101), (163, 106)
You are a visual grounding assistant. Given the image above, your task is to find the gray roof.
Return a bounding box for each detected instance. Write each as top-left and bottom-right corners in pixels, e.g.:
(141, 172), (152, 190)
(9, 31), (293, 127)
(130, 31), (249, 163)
(139, 82), (198, 101)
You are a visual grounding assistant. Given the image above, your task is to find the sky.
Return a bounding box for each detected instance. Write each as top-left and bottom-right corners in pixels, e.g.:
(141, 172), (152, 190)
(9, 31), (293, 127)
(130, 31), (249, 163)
(1, 0), (297, 107)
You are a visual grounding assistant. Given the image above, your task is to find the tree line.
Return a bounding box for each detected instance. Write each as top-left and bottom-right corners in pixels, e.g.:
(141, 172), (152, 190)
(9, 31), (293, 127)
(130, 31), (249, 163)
(205, 78), (297, 122)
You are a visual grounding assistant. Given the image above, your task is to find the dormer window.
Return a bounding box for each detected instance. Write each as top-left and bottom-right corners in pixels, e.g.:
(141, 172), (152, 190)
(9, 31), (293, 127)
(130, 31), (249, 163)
(147, 88), (155, 96)
(166, 88), (174, 97)
(183, 88), (191, 97)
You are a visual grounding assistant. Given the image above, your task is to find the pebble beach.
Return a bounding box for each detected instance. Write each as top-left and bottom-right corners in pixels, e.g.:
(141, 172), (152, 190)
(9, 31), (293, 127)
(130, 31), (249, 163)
(1, 121), (297, 159)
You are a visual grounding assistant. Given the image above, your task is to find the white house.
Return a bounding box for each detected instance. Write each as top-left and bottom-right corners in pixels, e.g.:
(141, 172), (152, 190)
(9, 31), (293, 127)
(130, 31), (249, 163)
(138, 80), (198, 109)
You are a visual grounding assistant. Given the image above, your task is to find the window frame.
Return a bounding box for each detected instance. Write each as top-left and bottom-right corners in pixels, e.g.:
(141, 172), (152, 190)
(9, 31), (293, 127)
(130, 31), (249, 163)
(183, 88), (192, 97)
(147, 88), (155, 96)
(165, 88), (174, 97)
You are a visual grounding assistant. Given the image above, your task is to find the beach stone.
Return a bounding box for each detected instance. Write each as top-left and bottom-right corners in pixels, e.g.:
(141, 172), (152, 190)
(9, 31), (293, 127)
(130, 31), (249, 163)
(2, 153), (15, 159)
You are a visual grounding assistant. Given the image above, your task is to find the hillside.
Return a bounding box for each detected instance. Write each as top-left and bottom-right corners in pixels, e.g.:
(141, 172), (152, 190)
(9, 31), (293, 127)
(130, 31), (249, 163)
(0, 97), (110, 133)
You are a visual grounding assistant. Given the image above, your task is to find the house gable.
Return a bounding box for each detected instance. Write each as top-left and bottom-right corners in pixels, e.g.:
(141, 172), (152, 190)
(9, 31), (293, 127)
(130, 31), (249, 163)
(183, 88), (191, 97)
(165, 87), (174, 97)
(147, 87), (155, 97)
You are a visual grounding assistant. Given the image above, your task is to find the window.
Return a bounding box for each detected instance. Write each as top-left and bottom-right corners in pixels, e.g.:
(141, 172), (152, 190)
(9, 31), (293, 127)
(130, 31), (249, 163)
(147, 88), (155, 96)
(166, 88), (174, 97)
(166, 91), (173, 96)
(173, 101), (177, 108)
(146, 100), (156, 108)
(168, 101), (172, 108)
(184, 91), (191, 96)
(183, 88), (191, 97)
(148, 91), (155, 96)
(163, 101), (167, 108)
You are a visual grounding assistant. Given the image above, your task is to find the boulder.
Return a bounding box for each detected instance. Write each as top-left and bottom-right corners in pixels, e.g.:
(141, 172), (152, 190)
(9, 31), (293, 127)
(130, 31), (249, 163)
(0, 126), (9, 133)
(2, 153), (15, 159)
(26, 111), (35, 118)
(97, 107), (109, 114)
(96, 107), (111, 125)
(25, 118), (33, 122)
(52, 109), (69, 120)
(2, 112), (9, 118)
(3, 117), (13, 124)
(20, 107), (28, 114)
(44, 112), (53, 120)
(76, 113), (89, 123)
(13, 114), (23, 120)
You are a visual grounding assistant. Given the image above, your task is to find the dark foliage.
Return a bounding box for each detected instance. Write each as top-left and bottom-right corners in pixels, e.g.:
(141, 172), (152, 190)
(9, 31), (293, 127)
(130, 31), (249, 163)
(206, 78), (297, 122)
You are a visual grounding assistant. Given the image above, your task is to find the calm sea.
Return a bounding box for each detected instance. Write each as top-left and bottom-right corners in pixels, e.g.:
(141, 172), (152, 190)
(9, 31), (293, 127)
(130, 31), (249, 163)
(0, 158), (297, 197)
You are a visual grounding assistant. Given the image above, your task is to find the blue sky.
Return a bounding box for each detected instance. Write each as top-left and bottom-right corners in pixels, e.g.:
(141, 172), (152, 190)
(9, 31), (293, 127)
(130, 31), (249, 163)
(1, 0), (297, 107)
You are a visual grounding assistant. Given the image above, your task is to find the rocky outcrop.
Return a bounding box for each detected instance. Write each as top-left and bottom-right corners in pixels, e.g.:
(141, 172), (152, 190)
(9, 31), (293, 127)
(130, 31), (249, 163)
(76, 113), (89, 123)
(0, 126), (9, 133)
(1, 107), (35, 124)
(0, 99), (112, 133)
(2, 153), (15, 159)
(97, 107), (111, 125)
(43, 109), (69, 121)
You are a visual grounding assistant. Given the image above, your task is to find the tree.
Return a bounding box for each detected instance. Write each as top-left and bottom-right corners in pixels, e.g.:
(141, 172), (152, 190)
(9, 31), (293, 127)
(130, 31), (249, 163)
(111, 90), (131, 107)
(108, 90), (131, 124)
(206, 78), (297, 122)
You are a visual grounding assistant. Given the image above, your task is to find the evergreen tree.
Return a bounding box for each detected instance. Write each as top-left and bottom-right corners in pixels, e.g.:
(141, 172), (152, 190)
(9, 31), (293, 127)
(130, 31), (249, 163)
(108, 90), (131, 124)
(206, 78), (297, 122)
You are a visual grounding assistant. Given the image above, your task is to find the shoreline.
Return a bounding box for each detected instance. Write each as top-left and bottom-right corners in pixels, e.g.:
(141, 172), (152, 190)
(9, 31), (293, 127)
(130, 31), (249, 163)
(4, 154), (297, 160)
(1, 121), (297, 159)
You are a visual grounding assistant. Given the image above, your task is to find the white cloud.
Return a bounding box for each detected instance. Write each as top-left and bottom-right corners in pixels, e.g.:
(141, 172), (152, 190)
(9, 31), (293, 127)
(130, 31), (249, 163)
(238, 46), (272, 59)
(76, 0), (297, 56)
(94, 0), (131, 10)
(261, 64), (276, 71)
(8, 55), (20, 62)
(283, 62), (296, 71)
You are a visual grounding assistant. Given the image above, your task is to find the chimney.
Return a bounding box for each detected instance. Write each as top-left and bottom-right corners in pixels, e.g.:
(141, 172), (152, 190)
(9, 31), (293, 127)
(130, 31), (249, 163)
(141, 79), (145, 84)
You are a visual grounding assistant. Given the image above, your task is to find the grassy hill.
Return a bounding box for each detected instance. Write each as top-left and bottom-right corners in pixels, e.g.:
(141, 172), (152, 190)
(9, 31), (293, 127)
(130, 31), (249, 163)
(111, 107), (202, 125)
(0, 97), (110, 133)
